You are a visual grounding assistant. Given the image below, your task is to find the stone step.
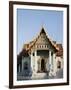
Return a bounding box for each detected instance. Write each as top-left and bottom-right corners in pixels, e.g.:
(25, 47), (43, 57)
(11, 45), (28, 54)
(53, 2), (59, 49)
(32, 73), (48, 79)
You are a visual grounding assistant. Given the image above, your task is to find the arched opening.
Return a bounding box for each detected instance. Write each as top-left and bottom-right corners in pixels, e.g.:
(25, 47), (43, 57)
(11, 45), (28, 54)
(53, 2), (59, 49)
(24, 62), (28, 70)
(57, 61), (61, 69)
(41, 59), (45, 72)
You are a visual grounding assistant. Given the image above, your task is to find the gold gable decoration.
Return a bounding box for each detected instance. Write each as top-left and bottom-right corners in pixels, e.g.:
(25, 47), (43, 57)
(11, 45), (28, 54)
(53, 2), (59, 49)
(23, 27), (59, 52)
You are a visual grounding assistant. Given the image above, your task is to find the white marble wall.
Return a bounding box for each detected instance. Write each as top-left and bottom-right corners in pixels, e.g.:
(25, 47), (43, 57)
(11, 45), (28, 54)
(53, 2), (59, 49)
(21, 51), (63, 77)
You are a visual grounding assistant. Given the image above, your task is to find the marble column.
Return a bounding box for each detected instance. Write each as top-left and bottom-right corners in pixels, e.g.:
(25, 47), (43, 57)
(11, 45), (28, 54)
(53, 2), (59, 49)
(31, 52), (33, 72)
(51, 53), (53, 70)
(49, 51), (51, 69)
(37, 60), (40, 72)
(35, 50), (37, 72)
(53, 53), (56, 76)
(49, 50), (52, 76)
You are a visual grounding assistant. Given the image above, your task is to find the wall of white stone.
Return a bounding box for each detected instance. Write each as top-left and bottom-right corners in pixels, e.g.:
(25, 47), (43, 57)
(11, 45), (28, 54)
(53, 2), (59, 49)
(56, 57), (63, 71)
(31, 50), (49, 73)
(21, 51), (63, 77)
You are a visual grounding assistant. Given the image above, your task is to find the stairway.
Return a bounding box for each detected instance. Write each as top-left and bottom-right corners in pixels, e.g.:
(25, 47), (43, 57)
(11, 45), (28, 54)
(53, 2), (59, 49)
(32, 72), (49, 79)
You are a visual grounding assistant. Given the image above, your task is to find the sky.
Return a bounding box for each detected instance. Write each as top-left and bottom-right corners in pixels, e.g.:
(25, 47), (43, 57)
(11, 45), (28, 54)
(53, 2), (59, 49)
(17, 9), (63, 54)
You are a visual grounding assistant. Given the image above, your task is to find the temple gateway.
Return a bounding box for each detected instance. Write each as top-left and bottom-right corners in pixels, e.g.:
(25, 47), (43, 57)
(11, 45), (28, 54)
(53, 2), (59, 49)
(17, 27), (63, 80)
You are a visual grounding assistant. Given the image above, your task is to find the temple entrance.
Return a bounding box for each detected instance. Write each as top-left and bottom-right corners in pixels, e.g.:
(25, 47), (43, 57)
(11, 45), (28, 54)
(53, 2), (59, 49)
(57, 61), (61, 69)
(41, 59), (45, 72)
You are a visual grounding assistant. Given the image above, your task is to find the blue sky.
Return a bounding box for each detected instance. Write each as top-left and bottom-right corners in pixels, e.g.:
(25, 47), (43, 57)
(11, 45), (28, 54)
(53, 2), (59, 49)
(17, 9), (63, 54)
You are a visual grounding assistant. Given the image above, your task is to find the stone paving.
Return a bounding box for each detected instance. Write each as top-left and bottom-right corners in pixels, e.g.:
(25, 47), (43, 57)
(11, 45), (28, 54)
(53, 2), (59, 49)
(17, 69), (63, 80)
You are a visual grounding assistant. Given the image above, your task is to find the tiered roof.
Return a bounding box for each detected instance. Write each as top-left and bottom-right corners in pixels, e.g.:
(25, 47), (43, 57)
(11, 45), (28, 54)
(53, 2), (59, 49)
(17, 27), (63, 59)
(56, 44), (63, 57)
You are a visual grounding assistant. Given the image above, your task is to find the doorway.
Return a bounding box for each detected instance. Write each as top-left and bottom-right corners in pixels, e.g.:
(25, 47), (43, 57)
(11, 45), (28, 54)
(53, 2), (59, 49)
(41, 59), (45, 72)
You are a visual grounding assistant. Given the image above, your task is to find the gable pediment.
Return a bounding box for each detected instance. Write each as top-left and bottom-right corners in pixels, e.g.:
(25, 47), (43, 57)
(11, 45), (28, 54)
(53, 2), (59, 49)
(35, 32), (49, 45)
(35, 28), (56, 51)
(23, 27), (58, 52)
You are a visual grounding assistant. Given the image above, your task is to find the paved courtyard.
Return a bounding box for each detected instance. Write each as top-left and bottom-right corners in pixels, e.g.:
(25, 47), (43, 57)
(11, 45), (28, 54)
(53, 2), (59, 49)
(17, 69), (63, 80)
